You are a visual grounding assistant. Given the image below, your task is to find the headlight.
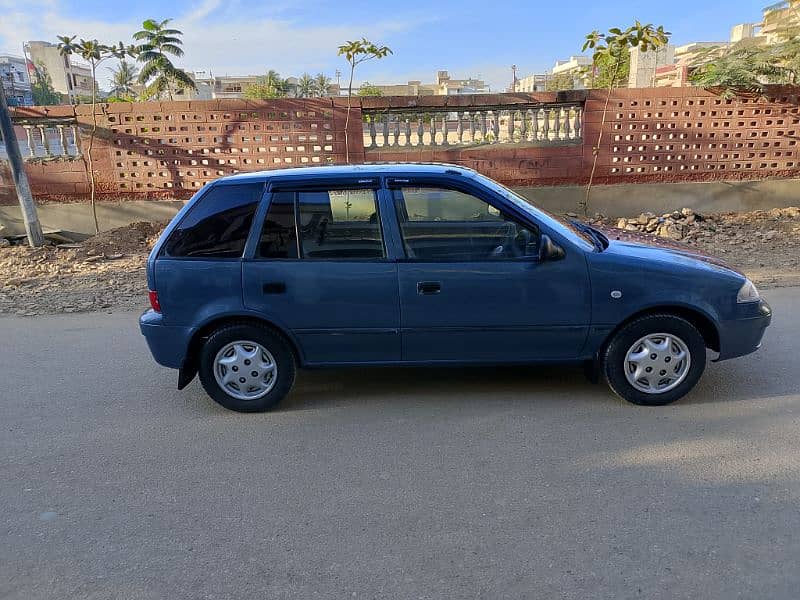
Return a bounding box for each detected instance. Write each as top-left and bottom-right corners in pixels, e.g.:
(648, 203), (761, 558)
(737, 279), (760, 303)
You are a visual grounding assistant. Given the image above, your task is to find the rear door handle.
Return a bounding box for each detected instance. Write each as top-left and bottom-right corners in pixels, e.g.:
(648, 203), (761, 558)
(417, 281), (441, 295)
(262, 282), (286, 294)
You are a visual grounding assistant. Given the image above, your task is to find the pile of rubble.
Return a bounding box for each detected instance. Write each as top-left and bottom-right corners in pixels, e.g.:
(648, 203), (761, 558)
(613, 208), (707, 241)
(608, 206), (800, 242)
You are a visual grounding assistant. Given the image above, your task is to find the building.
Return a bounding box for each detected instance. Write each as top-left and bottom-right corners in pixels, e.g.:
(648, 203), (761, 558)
(730, 22), (759, 43)
(0, 54), (33, 106)
(515, 56), (592, 93)
(210, 74), (261, 99)
(550, 56), (593, 88)
(646, 4), (798, 88)
(652, 42), (731, 87)
(514, 73), (551, 92)
(357, 71), (490, 96)
(757, 0), (797, 44)
(434, 71), (489, 95)
(629, 42), (727, 88)
(358, 80), (437, 96)
(24, 41), (95, 102)
(628, 45), (675, 88)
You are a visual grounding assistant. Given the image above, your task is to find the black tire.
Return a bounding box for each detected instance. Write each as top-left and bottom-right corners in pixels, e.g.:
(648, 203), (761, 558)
(198, 323), (296, 412)
(603, 314), (706, 406)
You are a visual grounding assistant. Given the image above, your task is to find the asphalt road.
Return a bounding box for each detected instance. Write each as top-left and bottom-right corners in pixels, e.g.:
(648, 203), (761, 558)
(2, 288), (799, 599)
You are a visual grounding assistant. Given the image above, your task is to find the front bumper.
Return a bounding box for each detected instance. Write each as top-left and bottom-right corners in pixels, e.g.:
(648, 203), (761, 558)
(716, 300), (772, 361)
(139, 310), (193, 369)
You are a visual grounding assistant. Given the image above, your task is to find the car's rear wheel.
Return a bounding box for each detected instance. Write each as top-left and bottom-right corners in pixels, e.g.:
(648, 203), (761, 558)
(603, 314), (706, 406)
(198, 323), (295, 412)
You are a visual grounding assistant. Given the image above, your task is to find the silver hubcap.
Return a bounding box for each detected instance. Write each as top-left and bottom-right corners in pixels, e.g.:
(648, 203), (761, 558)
(624, 333), (691, 394)
(213, 340), (277, 401)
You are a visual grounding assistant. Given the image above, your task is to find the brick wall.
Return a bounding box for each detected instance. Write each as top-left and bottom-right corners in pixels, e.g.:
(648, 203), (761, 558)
(368, 87), (800, 186)
(2, 98), (362, 204)
(586, 86), (800, 185)
(2, 86), (800, 205)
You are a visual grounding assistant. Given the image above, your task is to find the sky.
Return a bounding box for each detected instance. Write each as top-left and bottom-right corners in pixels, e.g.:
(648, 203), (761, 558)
(0, 0), (766, 91)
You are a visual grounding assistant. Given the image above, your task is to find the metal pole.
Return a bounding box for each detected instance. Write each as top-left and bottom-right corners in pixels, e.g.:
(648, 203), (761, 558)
(0, 81), (44, 247)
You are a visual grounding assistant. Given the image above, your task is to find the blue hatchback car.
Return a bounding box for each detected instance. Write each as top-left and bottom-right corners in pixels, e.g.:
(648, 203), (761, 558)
(140, 163), (771, 412)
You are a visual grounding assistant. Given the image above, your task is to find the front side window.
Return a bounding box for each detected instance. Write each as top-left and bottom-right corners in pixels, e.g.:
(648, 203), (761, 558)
(164, 183), (263, 258)
(392, 186), (539, 261)
(257, 188), (384, 259)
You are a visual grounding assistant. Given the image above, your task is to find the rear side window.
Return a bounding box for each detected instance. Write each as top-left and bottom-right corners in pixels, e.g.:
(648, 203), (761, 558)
(256, 188), (384, 259)
(258, 191), (298, 259)
(164, 183), (263, 258)
(297, 189), (383, 259)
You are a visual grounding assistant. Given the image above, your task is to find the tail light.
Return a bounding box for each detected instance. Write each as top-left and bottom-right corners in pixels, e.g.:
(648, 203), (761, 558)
(148, 290), (162, 313)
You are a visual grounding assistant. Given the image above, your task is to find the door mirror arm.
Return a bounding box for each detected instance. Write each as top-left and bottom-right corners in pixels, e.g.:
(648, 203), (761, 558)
(538, 234), (565, 262)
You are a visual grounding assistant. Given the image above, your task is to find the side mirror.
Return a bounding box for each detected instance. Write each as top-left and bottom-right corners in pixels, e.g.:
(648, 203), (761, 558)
(539, 234), (565, 262)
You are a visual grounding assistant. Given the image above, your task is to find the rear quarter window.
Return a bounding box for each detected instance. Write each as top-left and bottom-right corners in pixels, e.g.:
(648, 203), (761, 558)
(163, 183), (263, 258)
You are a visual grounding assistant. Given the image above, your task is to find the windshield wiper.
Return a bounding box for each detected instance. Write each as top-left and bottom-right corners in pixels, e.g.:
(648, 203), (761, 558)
(570, 220), (607, 251)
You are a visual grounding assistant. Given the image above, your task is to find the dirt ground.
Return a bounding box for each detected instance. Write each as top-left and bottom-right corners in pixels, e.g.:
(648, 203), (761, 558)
(1, 208), (799, 316)
(0, 222), (165, 316)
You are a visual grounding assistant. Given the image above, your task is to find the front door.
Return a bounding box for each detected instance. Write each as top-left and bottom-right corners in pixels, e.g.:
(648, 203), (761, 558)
(243, 183), (400, 365)
(391, 182), (591, 362)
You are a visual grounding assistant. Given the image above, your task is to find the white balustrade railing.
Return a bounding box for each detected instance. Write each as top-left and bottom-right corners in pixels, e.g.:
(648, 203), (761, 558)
(0, 121), (80, 160)
(362, 104), (582, 149)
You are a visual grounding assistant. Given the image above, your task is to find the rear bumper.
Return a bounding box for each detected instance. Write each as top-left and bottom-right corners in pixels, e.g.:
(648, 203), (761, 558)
(716, 300), (772, 361)
(139, 310), (192, 369)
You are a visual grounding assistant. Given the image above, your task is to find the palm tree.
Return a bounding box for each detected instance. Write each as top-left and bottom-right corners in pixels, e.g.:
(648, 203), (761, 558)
(108, 59), (138, 99)
(296, 73), (315, 98)
(243, 70), (286, 99)
(313, 73), (332, 97)
(133, 18), (195, 100)
(58, 37), (135, 232)
(263, 70), (285, 95)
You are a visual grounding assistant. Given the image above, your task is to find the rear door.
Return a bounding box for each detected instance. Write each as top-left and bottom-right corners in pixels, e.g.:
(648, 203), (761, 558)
(390, 178), (591, 362)
(242, 179), (400, 365)
(154, 181), (264, 327)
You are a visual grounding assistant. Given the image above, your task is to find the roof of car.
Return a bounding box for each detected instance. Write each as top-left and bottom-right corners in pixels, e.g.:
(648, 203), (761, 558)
(218, 162), (479, 183)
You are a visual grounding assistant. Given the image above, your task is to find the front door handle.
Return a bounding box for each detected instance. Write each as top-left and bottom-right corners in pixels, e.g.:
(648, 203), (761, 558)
(417, 281), (441, 295)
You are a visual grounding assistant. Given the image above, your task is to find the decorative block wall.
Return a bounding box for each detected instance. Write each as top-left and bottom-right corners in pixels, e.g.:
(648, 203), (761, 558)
(2, 87), (800, 205)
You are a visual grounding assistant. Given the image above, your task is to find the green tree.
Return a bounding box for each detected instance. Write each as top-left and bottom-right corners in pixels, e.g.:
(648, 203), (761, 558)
(133, 18), (195, 100)
(760, 0), (800, 83)
(544, 72), (576, 92)
(108, 58), (139, 100)
(588, 45), (631, 89)
(688, 1), (800, 96)
(58, 37), (136, 233)
(357, 82), (383, 96)
(243, 70), (287, 99)
(313, 73), (332, 96)
(689, 43), (779, 96)
(337, 38), (392, 163)
(296, 73), (315, 98)
(30, 61), (62, 105)
(581, 22), (670, 214)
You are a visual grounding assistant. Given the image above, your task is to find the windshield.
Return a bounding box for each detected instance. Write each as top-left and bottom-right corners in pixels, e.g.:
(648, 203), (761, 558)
(471, 172), (596, 251)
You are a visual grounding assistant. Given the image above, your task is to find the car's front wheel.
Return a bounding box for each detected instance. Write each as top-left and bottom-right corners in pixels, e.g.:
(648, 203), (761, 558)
(198, 323), (296, 412)
(603, 314), (706, 406)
